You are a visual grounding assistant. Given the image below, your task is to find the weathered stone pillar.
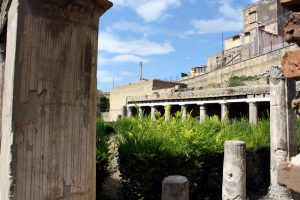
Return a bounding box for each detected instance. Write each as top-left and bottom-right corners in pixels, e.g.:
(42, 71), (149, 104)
(248, 101), (258, 124)
(151, 106), (156, 120)
(199, 104), (206, 122)
(165, 105), (171, 121)
(162, 176), (189, 200)
(181, 105), (188, 121)
(138, 107), (144, 118)
(220, 102), (229, 120)
(122, 106), (127, 118)
(0, 0), (112, 199)
(222, 141), (246, 200)
(268, 66), (297, 199)
(127, 106), (133, 118)
(0, 41), (5, 152)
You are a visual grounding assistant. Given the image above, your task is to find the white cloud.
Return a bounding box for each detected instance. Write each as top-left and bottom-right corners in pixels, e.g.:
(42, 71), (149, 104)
(110, 0), (181, 22)
(99, 32), (175, 57)
(97, 70), (121, 83)
(188, 0), (243, 34)
(99, 54), (148, 65)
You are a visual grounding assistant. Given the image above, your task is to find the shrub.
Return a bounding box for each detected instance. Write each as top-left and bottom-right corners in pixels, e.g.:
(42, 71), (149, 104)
(113, 116), (270, 200)
(227, 75), (260, 87)
(96, 119), (113, 198)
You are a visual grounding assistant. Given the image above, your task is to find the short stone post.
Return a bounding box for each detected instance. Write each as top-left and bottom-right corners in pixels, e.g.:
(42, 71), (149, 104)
(268, 66), (297, 199)
(181, 105), (188, 121)
(248, 101), (258, 124)
(199, 105), (207, 122)
(122, 106), (127, 118)
(162, 176), (189, 200)
(222, 141), (246, 200)
(165, 105), (171, 121)
(151, 106), (156, 120)
(221, 103), (229, 120)
(127, 106), (133, 117)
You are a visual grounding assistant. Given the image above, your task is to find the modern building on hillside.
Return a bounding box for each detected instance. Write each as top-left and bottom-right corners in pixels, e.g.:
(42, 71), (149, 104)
(206, 0), (290, 72)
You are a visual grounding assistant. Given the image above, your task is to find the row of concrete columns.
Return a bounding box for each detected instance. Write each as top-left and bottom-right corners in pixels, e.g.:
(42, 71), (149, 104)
(127, 101), (259, 124)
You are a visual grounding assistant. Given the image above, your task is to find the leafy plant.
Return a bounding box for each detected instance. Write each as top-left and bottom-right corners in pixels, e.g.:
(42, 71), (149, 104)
(96, 119), (113, 198)
(227, 75), (260, 87)
(112, 116), (270, 199)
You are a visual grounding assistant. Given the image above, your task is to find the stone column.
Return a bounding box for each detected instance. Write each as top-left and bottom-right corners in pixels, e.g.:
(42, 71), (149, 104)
(181, 105), (188, 121)
(222, 141), (246, 200)
(151, 106), (156, 120)
(127, 106), (132, 118)
(138, 107), (144, 118)
(0, 41), (5, 152)
(0, 1), (112, 199)
(122, 106), (127, 118)
(165, 105), (171, 121)
(268, 66), (297, 199)
(248, 101), (258, 124)
(162, 176), (189, 200)
(199, 105), (207, 122)
(220, 103), (229, 120)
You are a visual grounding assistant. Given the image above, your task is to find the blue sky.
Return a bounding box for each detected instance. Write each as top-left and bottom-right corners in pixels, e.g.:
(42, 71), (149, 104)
(97, 0), (258, 91)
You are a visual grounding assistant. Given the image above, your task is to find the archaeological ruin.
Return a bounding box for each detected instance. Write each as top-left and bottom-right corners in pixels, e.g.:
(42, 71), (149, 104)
(0, 0), (112, 199)
(108, 0), (299, 124)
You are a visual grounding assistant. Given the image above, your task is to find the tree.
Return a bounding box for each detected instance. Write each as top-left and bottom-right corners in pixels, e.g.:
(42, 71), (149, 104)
(96, 90), (110, 117)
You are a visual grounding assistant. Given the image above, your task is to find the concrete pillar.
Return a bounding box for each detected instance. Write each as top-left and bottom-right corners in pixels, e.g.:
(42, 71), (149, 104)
(151, 106), (156, 120)
(165, 105), (171, 121)
(222, 141), (246, 200)
(127, 107), (133, 118)
(248, 102), (258, 124)
(162, 176), (189, 200)
(181, 105), (188, 121)
(268, 66), (297, 199)
(199, 105), (207, 122)
(138, 107), (143, 118)
(220, 103), (229, 120)
(0, 1), (112, 199)
(122, 106), (127, 118)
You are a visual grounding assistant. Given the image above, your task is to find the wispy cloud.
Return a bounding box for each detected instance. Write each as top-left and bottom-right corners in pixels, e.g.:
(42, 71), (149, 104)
(187, 0), (243, 34)
(99, 54), (148, 65)
(110, 0), (181, 22)
(99, 32), (175, 57)
(97, 70), (121, 83)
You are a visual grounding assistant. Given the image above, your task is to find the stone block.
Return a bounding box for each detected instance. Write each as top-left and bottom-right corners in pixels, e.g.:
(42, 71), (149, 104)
(284, 12), (300, 45)
(162, 176), (189, 200)
(280, 0), (300, 11)
(282, 50), (300, 79)
(278, 155), (300, 193)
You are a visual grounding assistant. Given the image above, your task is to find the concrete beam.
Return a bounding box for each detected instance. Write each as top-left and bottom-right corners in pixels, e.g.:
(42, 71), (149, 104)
(0, 0), (112, 199)
(127, 97), (270, 108)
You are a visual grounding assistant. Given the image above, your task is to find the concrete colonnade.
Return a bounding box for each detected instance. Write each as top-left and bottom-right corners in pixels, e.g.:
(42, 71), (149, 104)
(126, 99), (267, 124)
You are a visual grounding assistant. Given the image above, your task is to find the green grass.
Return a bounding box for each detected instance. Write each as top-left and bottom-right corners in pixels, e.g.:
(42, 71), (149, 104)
(227, 75), (260, 87)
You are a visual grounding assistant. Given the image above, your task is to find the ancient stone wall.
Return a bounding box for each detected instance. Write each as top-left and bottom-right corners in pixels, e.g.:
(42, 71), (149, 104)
(109, 79), (184, 121)
(180, 45), (297, 89)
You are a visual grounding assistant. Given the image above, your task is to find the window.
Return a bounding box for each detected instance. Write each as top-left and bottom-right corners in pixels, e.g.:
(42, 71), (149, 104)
(249, 11), (257, 23)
